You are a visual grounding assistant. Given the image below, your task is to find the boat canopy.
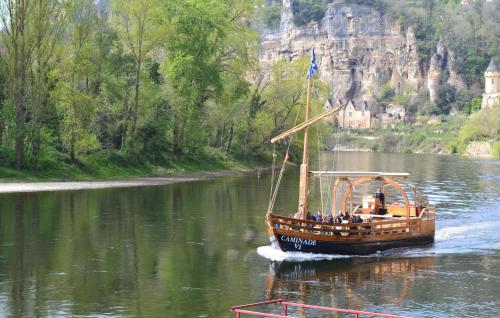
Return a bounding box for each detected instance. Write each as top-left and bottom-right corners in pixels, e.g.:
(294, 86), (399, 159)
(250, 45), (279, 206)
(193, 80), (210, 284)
(310, 171), (410, 178)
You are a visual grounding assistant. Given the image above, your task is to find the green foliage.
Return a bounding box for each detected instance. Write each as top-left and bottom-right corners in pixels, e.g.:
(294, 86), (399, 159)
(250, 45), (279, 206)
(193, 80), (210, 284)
(493, 141), (500, 160)
(409, 131), (426, 145)
(462, 98), (481, 115)
(376, 83), (395, 102)
(435, 83), (456, 114)
(448, 141), (458, 154)
(458, 107), (500, 144)
(0, 0), (272, 174)
(461, 49), (489, 87)
(262, 4), (282, 29)
(292, 0), (327, 26)
(382, 133), (399, 152)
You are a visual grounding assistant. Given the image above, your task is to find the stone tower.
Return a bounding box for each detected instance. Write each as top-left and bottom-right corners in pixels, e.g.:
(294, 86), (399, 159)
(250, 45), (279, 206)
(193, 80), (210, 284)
(482, 58), (500, 109)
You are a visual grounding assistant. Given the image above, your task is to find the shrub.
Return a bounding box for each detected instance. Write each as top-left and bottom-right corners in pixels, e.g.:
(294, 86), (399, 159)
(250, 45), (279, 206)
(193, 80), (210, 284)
(435, 83), (456, 114)
(370, 143), (380, 152)
(493, 141), (500, 159)
(448, 141), (458, 154)
(376, 83), (395, 102)
(409, 131), (426, 145)
(0, 144), (14, 167)
(382, 133), (399, 152)
(458, 107), (500, 143)
(262, 4), (282, 29)
(292, 0), (326, 26)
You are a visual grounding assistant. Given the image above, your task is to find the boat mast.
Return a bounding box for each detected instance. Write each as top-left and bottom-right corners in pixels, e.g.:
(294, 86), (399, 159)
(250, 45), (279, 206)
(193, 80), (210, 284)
(298, 76), (312, 219)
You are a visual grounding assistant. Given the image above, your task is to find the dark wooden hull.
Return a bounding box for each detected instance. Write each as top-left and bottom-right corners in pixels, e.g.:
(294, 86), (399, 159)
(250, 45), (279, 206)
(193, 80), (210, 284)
(271, 230), (434, 255)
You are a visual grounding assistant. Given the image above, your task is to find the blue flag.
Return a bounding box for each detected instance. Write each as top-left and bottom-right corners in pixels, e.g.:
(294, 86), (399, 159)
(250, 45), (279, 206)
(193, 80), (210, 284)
(306, 48), (319, 79)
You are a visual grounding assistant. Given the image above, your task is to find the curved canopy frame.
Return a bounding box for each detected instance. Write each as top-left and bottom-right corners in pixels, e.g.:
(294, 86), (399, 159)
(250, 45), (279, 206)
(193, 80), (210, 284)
(331, 177), (353, 216)
(340, 176), (411, 220)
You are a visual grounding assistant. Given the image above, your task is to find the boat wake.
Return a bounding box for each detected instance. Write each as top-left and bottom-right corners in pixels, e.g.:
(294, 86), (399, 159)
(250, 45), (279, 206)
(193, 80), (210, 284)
(257, 245), (363, 262)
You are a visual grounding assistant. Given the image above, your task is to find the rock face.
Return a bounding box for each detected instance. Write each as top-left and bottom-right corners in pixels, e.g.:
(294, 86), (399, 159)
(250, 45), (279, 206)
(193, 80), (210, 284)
(259, 0), (464, 108)
(427, 40), (466, 103)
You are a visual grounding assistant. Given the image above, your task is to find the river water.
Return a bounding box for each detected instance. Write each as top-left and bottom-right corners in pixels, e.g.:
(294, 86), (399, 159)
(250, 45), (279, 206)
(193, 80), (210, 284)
(0, 152), (499, 317)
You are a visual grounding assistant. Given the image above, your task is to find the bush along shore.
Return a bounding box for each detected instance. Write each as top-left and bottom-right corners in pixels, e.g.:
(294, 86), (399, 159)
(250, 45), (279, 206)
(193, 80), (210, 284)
(326, 107), (500, 159)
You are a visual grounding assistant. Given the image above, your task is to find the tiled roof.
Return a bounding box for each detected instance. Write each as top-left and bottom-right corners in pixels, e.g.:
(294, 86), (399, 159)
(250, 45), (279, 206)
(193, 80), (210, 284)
(486, 58), (500, 72)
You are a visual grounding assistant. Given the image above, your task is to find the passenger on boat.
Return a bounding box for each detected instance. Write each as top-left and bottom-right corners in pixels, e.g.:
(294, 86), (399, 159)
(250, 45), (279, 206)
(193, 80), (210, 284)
(336, 214), (343, 223)
(349, 215), (362, 235)
(326, 214), (335, 224)
(315, 210), (323, 222)
(286, 214), (294, 229)
(375, 188), (385, 205)
(306, 212), (314, 232)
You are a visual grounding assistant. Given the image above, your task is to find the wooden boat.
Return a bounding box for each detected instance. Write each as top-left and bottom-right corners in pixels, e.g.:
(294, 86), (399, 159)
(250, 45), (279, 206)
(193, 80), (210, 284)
(265, 51), (435, 255)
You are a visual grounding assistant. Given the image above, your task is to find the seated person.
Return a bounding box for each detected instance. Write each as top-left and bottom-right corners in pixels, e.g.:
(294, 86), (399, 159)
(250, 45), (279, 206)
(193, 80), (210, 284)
(335, 214), (343, 224)
(326, 214), (334, 224)
(306, 212), (313, 221)
(315, 210), (323, 222)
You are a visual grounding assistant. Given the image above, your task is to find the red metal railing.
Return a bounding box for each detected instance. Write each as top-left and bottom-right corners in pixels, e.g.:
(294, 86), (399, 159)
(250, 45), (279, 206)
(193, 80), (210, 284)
(231, 299), (406, 318)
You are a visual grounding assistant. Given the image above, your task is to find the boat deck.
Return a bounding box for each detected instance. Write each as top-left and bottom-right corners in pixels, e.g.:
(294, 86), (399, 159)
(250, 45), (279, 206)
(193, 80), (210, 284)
(268, 208), (435, 239)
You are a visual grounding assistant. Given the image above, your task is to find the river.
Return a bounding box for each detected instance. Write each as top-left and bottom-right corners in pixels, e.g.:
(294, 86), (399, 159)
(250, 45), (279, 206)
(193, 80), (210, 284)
(0, 152), (499, 317)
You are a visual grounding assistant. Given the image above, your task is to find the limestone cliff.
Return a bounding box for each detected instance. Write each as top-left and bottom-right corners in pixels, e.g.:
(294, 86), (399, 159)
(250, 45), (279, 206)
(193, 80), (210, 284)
(427, 39), (466, 103)
(259, 0), (465, 109)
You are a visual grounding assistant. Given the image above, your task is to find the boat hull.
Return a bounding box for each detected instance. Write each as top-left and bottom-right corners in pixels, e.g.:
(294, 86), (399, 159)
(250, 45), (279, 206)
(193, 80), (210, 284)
(272, 231), (434, 255)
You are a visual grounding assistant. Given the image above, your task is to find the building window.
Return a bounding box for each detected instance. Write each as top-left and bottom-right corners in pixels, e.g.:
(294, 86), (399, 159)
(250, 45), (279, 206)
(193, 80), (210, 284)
(349, 112), (352, 117)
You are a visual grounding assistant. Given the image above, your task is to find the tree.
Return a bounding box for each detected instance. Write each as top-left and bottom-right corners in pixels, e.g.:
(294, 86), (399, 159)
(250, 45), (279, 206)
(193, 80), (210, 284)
(28, 0), (64, 168)
(112, 0), (163, 146)
(249, 57), (328, 156)
(0, 0), (36, 168)
(435, 83), (456, 114)
(52, 0), (99, 162)
(165, 0), (230, 155)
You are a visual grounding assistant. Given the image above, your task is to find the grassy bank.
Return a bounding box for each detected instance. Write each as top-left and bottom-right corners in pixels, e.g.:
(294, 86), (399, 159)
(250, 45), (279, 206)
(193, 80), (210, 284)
(0, 149), (257, 182)
(329, 108), (500, 158)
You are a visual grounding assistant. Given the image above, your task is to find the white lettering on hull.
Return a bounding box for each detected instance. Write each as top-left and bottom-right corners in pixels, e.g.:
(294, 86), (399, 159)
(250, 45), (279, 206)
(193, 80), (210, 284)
(280, 235), (317, 250)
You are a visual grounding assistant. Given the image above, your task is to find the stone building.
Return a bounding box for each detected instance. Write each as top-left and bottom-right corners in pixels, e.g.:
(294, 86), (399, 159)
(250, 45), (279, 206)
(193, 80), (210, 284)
(337, 100), (371, 129)
(482, 58), (500, 109)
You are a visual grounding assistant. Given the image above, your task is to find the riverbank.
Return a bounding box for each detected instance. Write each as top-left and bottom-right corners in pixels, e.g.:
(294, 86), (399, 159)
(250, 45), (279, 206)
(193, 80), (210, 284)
(328, 110), (500, 159)
(0, 170), (251, 193)
(0, 148), (265, 188)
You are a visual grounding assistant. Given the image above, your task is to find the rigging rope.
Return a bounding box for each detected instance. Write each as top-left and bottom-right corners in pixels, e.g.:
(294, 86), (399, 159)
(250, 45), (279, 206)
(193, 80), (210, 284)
(311, 79), (325, 214)
(316, 116), (324, 214)
(266, 81), (305, 214)
(269, 144), (276, 204)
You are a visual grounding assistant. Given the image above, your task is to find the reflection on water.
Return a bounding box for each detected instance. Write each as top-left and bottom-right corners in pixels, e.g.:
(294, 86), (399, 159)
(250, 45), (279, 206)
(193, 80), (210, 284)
(0, 152), (499, 317)
(266, 257), (436, 315)
(264, 254), (500, 318)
